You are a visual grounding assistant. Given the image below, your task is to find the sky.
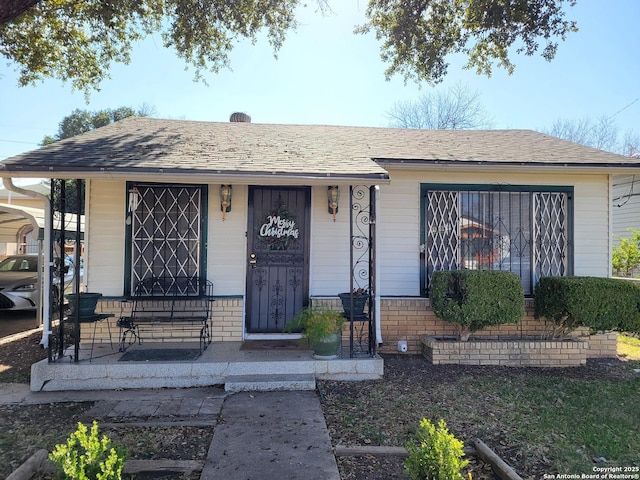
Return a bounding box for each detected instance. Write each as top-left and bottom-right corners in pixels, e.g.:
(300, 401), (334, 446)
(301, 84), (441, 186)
(0, 0), (638, 163)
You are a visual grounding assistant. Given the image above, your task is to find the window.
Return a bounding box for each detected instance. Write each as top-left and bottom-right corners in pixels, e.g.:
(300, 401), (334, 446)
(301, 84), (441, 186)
(422, 184), (572, 295)
(126, 184), (207, 294)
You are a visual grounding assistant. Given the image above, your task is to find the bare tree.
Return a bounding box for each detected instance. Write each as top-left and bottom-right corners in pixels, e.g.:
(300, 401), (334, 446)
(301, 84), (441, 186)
(544, 115), (639, 156)
(622, 131), (640, 158)
(387, 83), (494, 130)
(545, 115), (620, 152)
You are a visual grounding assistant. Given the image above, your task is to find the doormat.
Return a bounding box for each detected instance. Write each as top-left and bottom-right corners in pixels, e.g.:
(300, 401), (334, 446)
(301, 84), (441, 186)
(240, 340), (309, 351)
(118, 349), (201, 362)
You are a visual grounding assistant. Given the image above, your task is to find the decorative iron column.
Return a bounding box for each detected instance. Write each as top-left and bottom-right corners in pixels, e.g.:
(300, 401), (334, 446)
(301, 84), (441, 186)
(48, 179), (83, 363)
(348, 185), (377, 357)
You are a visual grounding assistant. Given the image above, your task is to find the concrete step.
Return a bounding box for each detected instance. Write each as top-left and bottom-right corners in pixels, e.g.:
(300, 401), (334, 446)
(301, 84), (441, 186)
(224, 374), (316, 392)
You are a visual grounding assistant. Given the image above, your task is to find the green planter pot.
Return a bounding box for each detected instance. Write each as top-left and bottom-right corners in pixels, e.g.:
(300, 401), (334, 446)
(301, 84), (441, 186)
(310, 331), (342, 359)
(65, 292), (102, 318)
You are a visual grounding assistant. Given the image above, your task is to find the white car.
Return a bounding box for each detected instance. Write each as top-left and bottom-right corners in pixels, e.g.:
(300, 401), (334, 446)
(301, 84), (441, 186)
(0, 255), (82, 311)
(0, 255), (39, 310)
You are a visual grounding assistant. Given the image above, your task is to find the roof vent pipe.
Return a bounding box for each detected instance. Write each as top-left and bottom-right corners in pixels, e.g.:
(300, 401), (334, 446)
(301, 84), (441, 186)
(230, 112), (251, 123)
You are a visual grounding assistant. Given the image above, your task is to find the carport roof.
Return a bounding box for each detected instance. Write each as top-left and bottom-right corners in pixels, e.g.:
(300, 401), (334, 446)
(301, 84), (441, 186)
(0, 117), (639, 182)
(0, 203), (41, 243)
(0, 203), (83, 242)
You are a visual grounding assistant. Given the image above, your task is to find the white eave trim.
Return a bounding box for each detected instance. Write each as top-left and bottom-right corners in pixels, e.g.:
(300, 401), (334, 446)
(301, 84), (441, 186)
(0, 170), (391, 185)
(375, 161), (640, 176)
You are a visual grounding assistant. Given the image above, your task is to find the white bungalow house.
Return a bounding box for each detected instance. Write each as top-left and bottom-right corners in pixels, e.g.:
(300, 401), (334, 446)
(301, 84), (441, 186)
(1, 115), (639, 389)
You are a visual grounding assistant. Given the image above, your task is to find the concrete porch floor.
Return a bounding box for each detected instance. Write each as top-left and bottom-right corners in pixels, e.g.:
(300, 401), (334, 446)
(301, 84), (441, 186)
(31, 341), (384, 392)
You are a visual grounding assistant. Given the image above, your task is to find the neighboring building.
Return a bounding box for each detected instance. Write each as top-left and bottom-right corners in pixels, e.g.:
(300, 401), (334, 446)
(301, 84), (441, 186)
(1, 116), (638, 357)
(613, 174), (640, 242)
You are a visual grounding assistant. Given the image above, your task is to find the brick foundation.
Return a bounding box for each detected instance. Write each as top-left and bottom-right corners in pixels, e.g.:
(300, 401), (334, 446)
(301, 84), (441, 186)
(83, 297), (244, 345)
(373, 298), (617, 360)
(581, 331), (618, 358)
(422, 335), (588, 367)
(85, 297), (619, 362)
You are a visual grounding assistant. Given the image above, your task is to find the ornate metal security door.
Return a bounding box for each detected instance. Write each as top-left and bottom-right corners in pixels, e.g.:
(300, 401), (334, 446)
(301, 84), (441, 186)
(246, 187), (310, 333)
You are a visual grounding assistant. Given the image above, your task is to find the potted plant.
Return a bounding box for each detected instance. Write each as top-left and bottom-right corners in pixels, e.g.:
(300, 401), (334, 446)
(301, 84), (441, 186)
(338, 288), (369, 317)
(284, 307), (345, 359)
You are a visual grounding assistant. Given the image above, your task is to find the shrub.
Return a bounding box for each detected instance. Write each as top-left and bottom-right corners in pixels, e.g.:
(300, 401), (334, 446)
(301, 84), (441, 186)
(49, 421), (126, 480)
(283, 307), (344, 343)
(612, 229), (640, 277)
(534, 276), (640, 337)
(404, 418), (469, 480)
(430, 270), (525, 340)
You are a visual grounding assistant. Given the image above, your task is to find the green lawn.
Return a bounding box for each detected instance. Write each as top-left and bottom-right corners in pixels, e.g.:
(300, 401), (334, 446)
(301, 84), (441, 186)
(618, 333), (640, 360)
(320, 352), (640, 478)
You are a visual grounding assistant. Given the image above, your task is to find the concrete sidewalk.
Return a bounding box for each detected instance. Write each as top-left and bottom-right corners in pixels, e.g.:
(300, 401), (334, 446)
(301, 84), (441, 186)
(203, 391), (340, 479)
(1, 384), (341, 480)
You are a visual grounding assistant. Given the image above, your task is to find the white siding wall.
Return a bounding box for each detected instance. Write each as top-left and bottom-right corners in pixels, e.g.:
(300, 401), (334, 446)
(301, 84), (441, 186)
(87, 181), (250, 297)
(85, 180), (126, 295)
(612, 174), (640, 242)
(376, 169), (612, 295)
(86, 172), (612, 298)
(207, 185), (247, 296)
(310, 185), (352, 295)
(377, 178), (421, 296)
(573, 178), (610, 277)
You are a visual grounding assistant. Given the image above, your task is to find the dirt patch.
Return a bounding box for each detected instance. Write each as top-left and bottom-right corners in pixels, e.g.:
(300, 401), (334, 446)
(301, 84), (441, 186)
(0, 329), (48, 383)
(0, 331), (213, 479)
(335, 454), (498, 480)
(0, 402), (213, 479)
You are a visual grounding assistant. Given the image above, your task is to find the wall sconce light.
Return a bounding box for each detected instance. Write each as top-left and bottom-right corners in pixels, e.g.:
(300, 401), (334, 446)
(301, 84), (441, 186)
(220, 185), (232, 220)
(327, 186), (339, 222)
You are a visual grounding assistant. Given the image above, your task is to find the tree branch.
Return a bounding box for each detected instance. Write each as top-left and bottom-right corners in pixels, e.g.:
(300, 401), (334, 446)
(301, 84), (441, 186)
(0, 0), (41, 25)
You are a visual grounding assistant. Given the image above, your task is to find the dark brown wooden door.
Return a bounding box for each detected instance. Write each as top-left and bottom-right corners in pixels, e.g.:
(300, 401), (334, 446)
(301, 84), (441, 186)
(246, 187), (310, 333)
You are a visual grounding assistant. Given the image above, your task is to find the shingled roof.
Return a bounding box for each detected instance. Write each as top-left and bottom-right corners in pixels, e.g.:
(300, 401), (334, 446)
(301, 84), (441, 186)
(0, 117), (637, 181)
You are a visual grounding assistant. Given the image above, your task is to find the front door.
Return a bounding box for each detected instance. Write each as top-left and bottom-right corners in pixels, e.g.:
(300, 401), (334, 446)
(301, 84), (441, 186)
(246, 186), (310, 333)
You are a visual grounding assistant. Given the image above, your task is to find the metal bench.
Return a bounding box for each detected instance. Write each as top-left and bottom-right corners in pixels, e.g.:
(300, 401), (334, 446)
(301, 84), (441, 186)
(117, 276), (214, 355)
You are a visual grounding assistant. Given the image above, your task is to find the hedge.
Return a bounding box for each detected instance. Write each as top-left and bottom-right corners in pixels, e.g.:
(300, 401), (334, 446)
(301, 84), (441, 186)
(431, 270), (525, 338)
(534, 276), (640, 334)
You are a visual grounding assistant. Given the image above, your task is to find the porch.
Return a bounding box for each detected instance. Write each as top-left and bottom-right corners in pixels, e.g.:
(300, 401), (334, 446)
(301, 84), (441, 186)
(31, 340), (384, 392)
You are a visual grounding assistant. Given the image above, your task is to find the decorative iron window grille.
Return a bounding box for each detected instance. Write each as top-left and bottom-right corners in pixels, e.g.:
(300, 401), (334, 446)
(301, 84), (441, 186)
(423, 185), (572, 295)
(128, 184), (205, 294)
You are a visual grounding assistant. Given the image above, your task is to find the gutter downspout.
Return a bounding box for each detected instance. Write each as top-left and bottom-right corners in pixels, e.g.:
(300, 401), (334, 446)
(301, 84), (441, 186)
(374, 186), (382, 345)
(2, 178), (52, 348)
